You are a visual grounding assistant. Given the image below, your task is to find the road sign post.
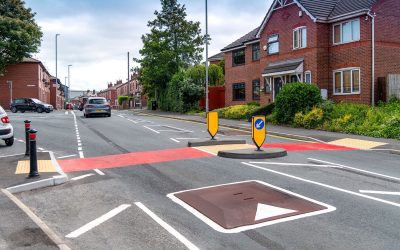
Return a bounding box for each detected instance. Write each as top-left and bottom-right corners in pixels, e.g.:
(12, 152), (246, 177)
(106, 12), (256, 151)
(252, 116), (266, 151)
(24, 120), (31, 156)
(207, 112), (218, 140)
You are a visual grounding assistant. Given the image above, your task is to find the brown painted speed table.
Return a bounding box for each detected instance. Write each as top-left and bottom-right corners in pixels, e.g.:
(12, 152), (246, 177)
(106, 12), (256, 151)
(168, 181), (335, 233)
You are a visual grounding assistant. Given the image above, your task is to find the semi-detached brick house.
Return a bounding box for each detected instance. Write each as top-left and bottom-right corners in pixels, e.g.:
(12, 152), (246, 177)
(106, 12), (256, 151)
(0, 58), (52, 108)
(222, 0), (400, 107)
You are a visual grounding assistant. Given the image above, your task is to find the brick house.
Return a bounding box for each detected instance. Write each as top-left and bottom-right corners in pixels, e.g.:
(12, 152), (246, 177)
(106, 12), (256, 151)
(0, 58), (52, 108)
(50, 77), (65, 110)
(97, 83), (118, 108)
(209, 52), (224, 65)
(222, 0), (400, 107)
(115, 75), (147, 109)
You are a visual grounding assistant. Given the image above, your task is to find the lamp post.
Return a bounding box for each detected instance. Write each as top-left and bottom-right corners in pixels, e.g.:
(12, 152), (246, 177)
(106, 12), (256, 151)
(205, 0), (209, 113)
(68, 64), (72, 101)
(55, 33), (60, 102)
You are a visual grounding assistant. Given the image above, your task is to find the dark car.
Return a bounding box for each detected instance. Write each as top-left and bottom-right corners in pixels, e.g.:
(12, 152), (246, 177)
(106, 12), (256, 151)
(83, 97), (111, 118)
(10, 98), (54, 113)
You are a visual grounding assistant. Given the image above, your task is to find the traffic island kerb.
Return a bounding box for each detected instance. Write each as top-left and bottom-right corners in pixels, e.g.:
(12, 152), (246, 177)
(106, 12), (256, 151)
(218, 148), (287, 159)
(188, 139), (246, 147)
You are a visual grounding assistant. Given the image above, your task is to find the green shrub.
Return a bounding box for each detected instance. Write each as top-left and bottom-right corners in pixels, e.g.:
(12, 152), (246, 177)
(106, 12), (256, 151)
(118, 96), (129, 105)
(216, 105), (259, 120)
(246, 101), (260, 107)
(250, 103), (275, 118)
(302, 107), (324, 129)
(275, 83), (322, 124)
(294, 112), (304, 127)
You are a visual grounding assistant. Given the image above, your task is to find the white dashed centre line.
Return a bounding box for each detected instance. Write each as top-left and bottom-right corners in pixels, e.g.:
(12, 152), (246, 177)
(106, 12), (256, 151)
(72, 111), (84, 158)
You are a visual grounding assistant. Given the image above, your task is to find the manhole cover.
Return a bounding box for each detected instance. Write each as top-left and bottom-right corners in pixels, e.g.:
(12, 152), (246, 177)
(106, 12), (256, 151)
(168, 180), (335, 233)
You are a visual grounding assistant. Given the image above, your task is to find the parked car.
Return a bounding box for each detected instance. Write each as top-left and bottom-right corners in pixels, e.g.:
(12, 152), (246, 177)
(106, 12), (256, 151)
(10, 98), (53, 113)
(0, 106), (14, 146)
(79, 97), (88, 111)
(83, 97), (111, 118)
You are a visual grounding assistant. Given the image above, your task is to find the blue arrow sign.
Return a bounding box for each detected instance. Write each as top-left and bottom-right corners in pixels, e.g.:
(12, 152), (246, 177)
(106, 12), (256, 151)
(255, 119), (265, 130)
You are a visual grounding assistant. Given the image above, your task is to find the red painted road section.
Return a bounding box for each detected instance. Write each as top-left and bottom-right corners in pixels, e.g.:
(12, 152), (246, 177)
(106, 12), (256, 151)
(59, 143), (355, 173)
(263, 143), (355, 151)
(59, 147), (212, 173)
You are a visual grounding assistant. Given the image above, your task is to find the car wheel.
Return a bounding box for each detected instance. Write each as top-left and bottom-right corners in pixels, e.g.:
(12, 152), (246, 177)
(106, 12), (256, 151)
(21, 110), (25, 113)
(108, 114), (111, 117)
(37, 107), (43, 113)
(11, 107), (17, 113)
(45, 110), (50, 113)
(5, 137), (14, 146)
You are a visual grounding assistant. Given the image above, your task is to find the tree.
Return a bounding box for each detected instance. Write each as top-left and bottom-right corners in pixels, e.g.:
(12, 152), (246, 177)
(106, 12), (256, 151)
(0, 0), (42, 74)
(137, 0), (204, 104)
(208, 64), (224, 86)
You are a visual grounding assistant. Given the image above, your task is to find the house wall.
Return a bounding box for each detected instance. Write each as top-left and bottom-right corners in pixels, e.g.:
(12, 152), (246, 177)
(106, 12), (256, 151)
(374, 0), (400, 101)
(0, 63), (51, 108)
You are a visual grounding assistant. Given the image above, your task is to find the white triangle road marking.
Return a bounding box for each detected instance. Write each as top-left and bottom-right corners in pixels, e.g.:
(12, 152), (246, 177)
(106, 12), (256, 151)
(255, 203), (297, 221)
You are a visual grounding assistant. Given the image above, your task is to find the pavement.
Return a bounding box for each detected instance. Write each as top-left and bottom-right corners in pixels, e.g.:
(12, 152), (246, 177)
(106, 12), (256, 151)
(0, 109), (399, 249)
(137, 109), (400, 153)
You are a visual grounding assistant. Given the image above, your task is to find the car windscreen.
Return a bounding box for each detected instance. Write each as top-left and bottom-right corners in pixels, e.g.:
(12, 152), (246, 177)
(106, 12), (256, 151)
(31, 98), (42, 104)
(88, 99), (107, 104)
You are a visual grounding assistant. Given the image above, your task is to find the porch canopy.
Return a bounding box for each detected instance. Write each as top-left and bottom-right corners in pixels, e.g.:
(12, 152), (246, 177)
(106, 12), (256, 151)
(262, 58), (304, 78)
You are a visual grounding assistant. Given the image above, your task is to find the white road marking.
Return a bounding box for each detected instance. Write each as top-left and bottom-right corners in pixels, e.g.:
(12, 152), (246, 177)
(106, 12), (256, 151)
(242, 162), (400, 208)
(255, 203), (297, 221)
(167, 180), (335, 234)
(71, 174), (94, 181)
(0, 153), (25, 158)
(176, 138), (200, 140)
(57, 154), (77, 159)
(77, 143), (82, 147)
(38, 147), (45, 151)
(78, 147), (83, 151)
(66, 204), (131, 238)
(72, 111), (84, 159)
(127, 119), (138, 124)
(143, 125), (160, 134)
(359, 190), (400, 195)
(170, 138), (180, 143)
(18, 139), (25, 143)
(94, 169), (105, 176)
(135, 202), (199, 250)
(308, 158), (400, 181)
(249, 162), (340, 168)
(79, 152), (84, 158)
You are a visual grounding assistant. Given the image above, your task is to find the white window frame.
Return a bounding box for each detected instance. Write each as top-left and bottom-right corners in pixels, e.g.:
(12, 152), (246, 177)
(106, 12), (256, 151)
(293, 26), (307, 49)
(333, 67), (361, 95)
(333, 18), (360, 45)
(304, 71), (312, 84)
(267, 34), (279, 55)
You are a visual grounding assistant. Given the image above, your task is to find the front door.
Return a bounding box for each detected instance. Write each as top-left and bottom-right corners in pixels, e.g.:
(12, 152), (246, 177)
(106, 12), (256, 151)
(273, 77), (283, 99)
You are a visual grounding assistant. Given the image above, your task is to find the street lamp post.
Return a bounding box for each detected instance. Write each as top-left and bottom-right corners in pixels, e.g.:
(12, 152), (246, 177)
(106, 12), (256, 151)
(205, 0), (209, 113)
(55, 33), (61, 105)
(68, 64), (72, 101)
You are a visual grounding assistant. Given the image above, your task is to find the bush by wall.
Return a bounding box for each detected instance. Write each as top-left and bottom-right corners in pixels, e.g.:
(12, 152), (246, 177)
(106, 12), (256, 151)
(118, 96), (129, 105)
(215, 104), (260, 120)
(275, 83), (322, 124)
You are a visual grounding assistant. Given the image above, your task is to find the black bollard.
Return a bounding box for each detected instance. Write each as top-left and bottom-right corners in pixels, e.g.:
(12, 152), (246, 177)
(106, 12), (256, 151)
(28, 129), (39, 178)
(24, 120), (31, 156)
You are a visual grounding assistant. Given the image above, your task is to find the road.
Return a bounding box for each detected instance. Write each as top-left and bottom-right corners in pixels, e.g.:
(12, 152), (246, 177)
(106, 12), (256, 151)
(1, 110), (400, 249)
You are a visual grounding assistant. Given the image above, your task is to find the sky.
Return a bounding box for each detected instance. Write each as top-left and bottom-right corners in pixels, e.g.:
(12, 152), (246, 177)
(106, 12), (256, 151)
(24, 0), (273, 91)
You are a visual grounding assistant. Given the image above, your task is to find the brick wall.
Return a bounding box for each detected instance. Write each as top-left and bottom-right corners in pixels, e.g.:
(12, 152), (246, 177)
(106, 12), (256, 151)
(0, 62), (52, 108)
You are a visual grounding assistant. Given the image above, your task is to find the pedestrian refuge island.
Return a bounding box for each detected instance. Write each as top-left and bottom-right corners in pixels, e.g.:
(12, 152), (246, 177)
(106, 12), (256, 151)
(187, 113), (287, 159)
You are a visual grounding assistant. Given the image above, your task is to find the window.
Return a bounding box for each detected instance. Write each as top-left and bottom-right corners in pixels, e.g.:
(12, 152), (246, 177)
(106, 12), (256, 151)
(293, 27), (307, 49)
(264, 78), (271, 93)
(232, 49), (245, 66)
(304, 71), (312, 84)
(232, 83), (246, 101)
(267, 34), (279, 55)
(252, 79), (260, 100)
(89, 98), (107, 104)
(333, 19), (360, 44)
(252, 43), (260, 61)
(333, 68), (360, 95)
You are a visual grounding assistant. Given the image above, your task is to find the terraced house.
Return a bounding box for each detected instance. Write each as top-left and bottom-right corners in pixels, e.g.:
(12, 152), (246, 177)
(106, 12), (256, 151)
(221, 0), (400, 107)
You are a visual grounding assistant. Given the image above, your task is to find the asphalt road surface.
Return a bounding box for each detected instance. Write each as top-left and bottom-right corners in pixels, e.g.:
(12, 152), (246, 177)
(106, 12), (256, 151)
(2, 110), (399, 250)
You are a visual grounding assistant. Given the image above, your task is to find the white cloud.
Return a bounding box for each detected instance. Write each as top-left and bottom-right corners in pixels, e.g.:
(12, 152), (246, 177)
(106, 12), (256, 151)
(27, 0), (272, 91)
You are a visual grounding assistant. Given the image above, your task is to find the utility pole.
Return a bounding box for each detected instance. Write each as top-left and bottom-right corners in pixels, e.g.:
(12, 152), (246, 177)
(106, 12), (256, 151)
(7, 81), (12, 104)
(127, 52), (130, 108)
(205, 0), (209, 113)
(55, 34), (60, 104)
(68, 64), (72, 102)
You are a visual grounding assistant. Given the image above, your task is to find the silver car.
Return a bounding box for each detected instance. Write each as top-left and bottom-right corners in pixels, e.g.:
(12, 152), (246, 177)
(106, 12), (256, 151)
(83, 97), (111, 118)
(0, 106), (14, 146)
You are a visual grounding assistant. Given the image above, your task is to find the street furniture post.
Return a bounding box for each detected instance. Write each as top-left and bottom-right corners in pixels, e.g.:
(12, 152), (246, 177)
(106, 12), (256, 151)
(28, 129), (40, 178)
(252, 116), (266, 151)
(24, 120), (31, 156)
